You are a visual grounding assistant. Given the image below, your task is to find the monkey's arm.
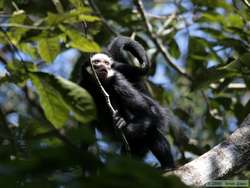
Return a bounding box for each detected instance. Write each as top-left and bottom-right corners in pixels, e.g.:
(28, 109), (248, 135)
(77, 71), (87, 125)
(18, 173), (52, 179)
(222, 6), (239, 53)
(109, 72), (148, 112)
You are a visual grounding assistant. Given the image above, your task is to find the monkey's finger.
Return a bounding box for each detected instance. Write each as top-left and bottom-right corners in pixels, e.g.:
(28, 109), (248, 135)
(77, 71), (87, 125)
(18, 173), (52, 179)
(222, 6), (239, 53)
(115, 118), (123, 128)
(117, 119), (126, 129)
(113, 116), (120, 124)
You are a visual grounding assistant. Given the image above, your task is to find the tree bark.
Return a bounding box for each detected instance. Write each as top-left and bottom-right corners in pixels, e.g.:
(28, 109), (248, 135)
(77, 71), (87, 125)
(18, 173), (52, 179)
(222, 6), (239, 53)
(165, 114), (250, 187)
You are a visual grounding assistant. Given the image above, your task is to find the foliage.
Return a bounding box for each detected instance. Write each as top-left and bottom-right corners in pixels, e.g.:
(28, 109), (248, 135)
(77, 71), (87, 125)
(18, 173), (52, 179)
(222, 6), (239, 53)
(0, 0), (250, 187)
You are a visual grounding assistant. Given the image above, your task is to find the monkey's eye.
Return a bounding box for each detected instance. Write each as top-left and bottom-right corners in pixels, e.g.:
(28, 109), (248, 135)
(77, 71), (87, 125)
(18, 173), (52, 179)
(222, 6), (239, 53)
(104, 60), (110, 65)
(92, 60), (100, 64)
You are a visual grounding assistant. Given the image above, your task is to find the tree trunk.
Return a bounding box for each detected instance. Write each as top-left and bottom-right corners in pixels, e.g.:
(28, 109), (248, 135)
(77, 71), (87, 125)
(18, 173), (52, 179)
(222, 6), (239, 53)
(166, 114), (250, 187)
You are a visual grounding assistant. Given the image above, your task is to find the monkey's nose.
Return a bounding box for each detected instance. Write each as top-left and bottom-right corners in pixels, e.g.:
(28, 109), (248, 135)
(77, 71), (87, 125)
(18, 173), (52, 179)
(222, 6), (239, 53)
(93, 64), (99, 69)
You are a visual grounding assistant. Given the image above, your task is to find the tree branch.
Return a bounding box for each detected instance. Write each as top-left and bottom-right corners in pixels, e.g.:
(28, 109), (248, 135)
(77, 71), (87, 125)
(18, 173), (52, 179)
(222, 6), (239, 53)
(166, 113), (250, 187)
(133, 0), (191, 80)
(242, 0), (250, 8)
(87, 0), (119, 36)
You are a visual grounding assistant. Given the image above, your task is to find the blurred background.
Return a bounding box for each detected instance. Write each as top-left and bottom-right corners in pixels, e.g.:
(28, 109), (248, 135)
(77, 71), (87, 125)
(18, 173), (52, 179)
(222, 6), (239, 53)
(0, 0), (250, 187)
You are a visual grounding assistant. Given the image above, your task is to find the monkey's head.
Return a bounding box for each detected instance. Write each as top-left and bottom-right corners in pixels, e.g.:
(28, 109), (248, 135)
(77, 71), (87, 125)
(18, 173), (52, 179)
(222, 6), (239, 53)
(90, 53), (115, 81)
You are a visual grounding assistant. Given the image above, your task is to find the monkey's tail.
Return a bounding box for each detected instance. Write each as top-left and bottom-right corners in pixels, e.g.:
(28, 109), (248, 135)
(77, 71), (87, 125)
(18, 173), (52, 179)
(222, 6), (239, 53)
(108, 36), (150, 74)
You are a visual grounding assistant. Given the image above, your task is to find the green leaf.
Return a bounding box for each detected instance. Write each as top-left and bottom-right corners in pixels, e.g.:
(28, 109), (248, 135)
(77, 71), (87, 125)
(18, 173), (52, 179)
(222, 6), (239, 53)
(78, 15), (100, 22)
(191, 60), (240, 90)
(226, 14), (244, 28)
(6, 61), (36, 86)
(46, 8), (98, 26)
(218, 38), (248, 53)
(30, 72), (96, 128)
(47, 12), (65, 26)
(198, 13), (224, 24)
(69, 0), (84, 7)
(19, 43), (38, 59)
(30, 72), (69, 128)
(0, 0), (3, 9)
(8, 11), (28, 43)
(240, 52), (250, 69)
(55, 74), (96, 124)
(37, 37), (60, 63)
(60, 26), (101, 52)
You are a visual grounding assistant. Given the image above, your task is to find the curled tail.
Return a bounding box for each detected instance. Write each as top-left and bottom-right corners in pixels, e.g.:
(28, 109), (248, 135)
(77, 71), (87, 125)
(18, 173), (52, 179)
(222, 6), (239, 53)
(108, 36), (150, 74)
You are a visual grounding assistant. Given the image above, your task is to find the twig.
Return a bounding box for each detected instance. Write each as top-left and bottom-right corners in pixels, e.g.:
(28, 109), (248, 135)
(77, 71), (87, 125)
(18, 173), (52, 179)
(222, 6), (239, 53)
(157, 12), (176, 35)
(0, 27), (29, 73)
(0, 55), (8, 65)
(133, 0), (191, 80)
(87, 0), (119, 36)
(88, 57), (131, 153)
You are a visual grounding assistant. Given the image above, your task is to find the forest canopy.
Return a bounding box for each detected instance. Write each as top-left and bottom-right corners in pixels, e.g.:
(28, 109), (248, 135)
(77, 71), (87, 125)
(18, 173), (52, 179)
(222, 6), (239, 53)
(0, 0), (249, 187)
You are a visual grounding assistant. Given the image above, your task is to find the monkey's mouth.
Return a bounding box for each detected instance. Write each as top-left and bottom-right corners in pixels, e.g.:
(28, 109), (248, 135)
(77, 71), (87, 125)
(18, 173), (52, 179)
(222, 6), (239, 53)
(96, 68), (108, 79)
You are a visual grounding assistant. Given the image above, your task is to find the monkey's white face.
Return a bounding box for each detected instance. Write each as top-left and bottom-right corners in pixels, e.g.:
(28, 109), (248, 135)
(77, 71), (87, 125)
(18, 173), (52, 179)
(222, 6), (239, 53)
(90, 53), (114, 80)
(91, 53), (113, 66)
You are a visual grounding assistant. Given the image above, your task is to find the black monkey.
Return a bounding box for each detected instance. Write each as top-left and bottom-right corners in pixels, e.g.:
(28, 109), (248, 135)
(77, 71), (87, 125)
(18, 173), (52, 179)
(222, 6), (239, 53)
(79, 37), (175, 170)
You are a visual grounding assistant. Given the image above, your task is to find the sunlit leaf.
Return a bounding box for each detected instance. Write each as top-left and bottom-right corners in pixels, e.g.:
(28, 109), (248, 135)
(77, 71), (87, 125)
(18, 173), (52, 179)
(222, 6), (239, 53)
(60, 26), (100, 52)
(30, 72), (69, 128)
(30, 72), (96, 128)
(69, 0), (84, 7)
(37, 37), (60, 63)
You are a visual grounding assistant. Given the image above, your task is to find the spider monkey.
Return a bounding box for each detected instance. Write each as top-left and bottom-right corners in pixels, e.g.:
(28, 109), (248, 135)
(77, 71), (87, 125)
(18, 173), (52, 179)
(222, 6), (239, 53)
(79, 36), (175, 170)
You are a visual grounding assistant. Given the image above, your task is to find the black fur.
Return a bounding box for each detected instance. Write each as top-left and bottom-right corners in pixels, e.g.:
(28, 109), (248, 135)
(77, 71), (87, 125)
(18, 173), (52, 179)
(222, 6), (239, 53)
(78, 36), (175, 169)
(108, 36), (150, 94)
(79, 65), (174, 169)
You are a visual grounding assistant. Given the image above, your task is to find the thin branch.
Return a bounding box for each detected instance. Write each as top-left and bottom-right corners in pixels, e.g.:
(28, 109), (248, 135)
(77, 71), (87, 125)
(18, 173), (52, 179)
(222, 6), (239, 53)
(157, 12), (176, 36)
(0, 55), (8, 65)
(87, 0), (119, 36)
(89, 62), (116, 114)
(0, 27), (29, 73)
(133, 0), (191, 80)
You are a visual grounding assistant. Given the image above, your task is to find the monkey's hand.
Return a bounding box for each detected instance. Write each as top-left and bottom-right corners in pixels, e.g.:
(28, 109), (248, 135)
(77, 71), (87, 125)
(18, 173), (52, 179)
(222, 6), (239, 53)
(113, 112), (127, 130)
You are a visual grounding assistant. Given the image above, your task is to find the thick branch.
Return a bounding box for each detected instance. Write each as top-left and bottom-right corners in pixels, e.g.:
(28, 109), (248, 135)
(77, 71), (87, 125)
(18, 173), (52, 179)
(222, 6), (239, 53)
(166, 114), (250, 187)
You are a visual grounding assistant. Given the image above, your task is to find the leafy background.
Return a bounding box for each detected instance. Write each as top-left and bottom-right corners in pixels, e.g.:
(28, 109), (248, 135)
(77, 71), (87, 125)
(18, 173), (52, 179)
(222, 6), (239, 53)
(0, 0), (250, 187)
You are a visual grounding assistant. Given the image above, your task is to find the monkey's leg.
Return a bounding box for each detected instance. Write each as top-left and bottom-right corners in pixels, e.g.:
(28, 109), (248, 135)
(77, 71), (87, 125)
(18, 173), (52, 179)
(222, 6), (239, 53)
(148, 129), (175, 170)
